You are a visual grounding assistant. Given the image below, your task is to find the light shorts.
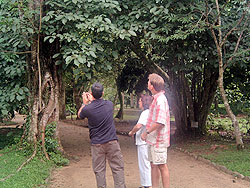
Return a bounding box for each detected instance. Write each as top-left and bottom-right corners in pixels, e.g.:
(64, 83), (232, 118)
(148, 144), (168, 165)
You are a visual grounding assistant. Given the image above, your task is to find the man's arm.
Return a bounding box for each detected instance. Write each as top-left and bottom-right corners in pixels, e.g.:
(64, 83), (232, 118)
(77, 104), (85, 119)
(141, 122), (164, 141)
(77, 92), (92, 119)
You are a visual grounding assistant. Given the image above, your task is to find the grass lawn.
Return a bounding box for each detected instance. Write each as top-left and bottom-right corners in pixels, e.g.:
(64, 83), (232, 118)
(173, 136), (250, 177)
(0, 124), (67, 188)
(0, 146), (55, 188)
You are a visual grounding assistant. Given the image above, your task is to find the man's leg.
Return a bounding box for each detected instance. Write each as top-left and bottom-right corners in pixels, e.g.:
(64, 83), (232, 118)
(158, 164), (170, 188)
(106, 140), (126, 188)
(91, 144), (106, 188)
(151, 163), (160, 188)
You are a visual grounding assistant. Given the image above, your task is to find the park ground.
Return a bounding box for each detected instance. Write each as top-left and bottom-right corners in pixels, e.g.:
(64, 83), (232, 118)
(47, 119), (250, 188)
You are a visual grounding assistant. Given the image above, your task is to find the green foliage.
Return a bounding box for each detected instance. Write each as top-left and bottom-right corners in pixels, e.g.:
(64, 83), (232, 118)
(47, 152), (69, 166)
(0, 129), (23, 150)
(45, 122), (69, 166)
(45, 122), (59, 153)
(43, 0), (128, 73)
(0, 54), (29, 120)
(0, 0), (30, 120)
(65, 103), (77, 116)
(206, 114), (250, 135)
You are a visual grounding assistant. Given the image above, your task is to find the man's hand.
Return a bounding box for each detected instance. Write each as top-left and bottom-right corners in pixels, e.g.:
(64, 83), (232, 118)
(141, 131), (147, 141)
(82, 92), (92, 104)
(128, 131), (134, 137)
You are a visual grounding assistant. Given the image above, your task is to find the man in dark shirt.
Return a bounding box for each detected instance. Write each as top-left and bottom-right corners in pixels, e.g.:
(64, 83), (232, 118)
(78, 82), (126, 188)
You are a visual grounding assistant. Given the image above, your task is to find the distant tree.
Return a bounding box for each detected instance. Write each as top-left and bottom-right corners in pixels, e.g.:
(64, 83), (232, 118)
(204, 0), (250, 149)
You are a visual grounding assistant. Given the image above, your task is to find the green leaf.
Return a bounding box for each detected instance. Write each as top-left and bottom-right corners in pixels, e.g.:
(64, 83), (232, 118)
(150, 7), (157, 14)
(10, 95), (15, 102)
(1, 109), (8, 115)
(27, 28), (33, 33)
(78, 56), (85, 64)
(44, 36), (50, 42)
(128, 30), (136, 36)
(112, 51), (118, 59)
(62, 19), (67, 25)
(89, 51), (97, 58)
(74, 59), (79, 66)
(53, 53), (60, 58)
(85, 73), (91, 79)
(119, 33), (125, 40)
(49, 37), (55, 43)
(65, 56), (72, 64)
(104, 18), (111, 24)
(18, 88), (24, 95)
(16, 95), (23, 101)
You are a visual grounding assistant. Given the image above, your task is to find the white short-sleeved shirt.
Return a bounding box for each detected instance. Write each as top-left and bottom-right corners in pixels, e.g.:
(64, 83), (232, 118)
(135, 109), (149, 145)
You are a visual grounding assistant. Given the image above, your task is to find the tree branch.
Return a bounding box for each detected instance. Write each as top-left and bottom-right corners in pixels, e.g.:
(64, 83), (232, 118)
(0, 50), (33, 54)
(224, 17), (249, 69)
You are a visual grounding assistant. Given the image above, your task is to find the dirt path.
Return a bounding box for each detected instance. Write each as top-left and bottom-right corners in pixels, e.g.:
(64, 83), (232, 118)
(48, 121), (250, 188)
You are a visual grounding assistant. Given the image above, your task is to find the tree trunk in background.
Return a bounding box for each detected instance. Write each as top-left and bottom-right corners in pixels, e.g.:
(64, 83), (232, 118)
(195, 65), (218, 133)
(218, 55), (244, 149)
(129, 40), (218, 136)
(54, 66), (64, 154)
(59, 71), (66, 120)
(167, 73), (188, 135)
(115, 90), (124, 119)
(208, 0), (244, 149)
(73, 85), (82, 119)
(130, 93), (134, 108)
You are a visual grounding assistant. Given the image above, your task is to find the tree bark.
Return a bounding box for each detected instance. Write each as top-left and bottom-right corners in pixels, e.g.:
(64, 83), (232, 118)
(115, 90), (124, 119)
(58, 72), (66, 120)
(130, 93), (134, 108)
(207, 0), (244, 149)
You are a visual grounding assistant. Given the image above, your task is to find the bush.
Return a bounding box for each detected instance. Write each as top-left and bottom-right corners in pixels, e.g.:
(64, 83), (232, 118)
(206, 114), (250, 137)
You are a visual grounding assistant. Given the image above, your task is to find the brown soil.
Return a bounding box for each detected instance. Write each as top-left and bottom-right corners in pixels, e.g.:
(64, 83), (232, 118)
(47, 119), (250, 188)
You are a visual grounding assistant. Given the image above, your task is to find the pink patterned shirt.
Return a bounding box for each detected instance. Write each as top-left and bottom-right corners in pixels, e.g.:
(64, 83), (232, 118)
(146, 91), (170, 148)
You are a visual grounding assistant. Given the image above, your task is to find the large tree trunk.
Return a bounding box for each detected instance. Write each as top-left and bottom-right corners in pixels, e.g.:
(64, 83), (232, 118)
(26, 0), (65, 157)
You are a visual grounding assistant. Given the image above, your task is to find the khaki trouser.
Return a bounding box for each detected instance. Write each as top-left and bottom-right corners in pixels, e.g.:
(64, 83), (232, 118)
(91, 140), (126, 188)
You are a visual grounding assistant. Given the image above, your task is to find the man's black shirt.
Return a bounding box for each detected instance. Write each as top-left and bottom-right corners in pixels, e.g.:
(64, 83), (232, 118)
(79, 99), (117, 144)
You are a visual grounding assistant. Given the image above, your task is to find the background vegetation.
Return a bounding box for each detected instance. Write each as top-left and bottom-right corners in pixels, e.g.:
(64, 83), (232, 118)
(0, 0), (249, 187)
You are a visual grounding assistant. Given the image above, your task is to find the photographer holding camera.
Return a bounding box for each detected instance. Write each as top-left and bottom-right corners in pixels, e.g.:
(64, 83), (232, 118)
(77, 82), (126, 188)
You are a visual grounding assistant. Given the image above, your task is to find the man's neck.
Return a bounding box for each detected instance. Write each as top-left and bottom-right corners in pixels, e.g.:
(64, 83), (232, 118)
(151, 90), (159, 95)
